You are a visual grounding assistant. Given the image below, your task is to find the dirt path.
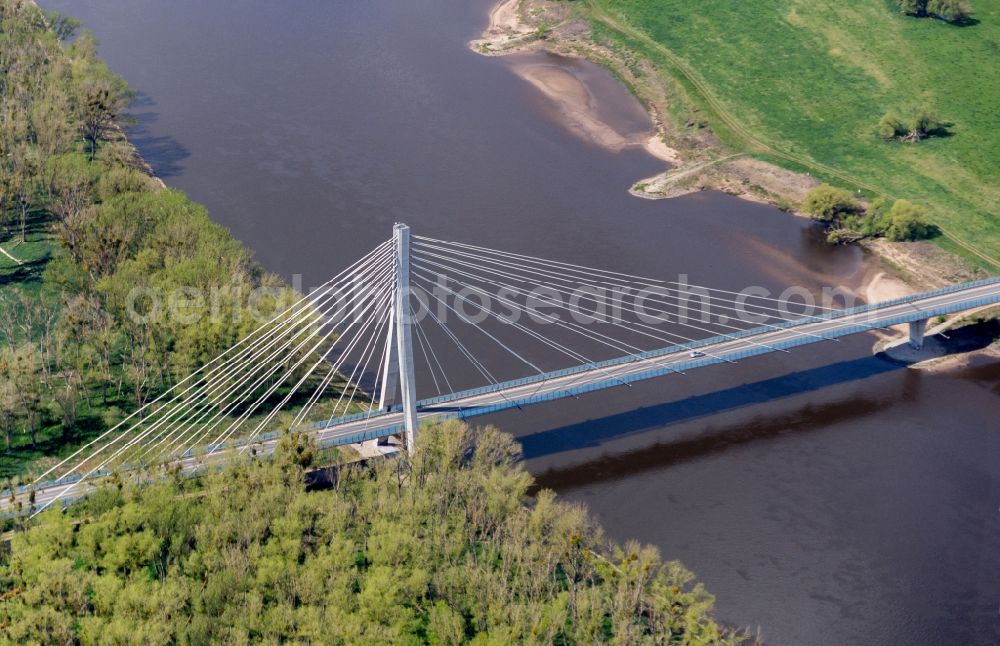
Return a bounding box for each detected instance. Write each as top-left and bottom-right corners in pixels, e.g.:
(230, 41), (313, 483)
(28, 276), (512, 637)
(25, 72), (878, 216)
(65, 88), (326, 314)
(0, 245), (23, 266)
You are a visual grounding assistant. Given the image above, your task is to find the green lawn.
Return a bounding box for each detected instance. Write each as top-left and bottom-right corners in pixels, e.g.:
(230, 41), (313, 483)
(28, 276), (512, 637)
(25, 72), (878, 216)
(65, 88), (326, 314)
(587, 0), (1000, 268)
(0, 211), (55, 298)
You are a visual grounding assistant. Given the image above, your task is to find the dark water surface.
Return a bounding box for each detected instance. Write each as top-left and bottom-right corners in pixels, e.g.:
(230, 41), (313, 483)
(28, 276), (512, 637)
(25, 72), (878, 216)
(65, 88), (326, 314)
(43, 0), (999, 643)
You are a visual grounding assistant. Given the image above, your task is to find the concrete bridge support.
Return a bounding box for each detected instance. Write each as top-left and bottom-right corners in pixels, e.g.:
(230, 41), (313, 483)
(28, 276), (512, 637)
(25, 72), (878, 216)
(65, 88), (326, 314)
(908, 318), (927, 350)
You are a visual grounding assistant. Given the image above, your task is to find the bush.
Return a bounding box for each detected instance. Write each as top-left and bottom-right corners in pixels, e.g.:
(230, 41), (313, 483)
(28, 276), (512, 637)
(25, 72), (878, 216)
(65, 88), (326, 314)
(885, 199), (933, 241)
(927, 0), (973, 22)
(897, 0), (973, 23)
(802, 184), (860, 222)
(898, 0), (927, 15)
(878, 112), (906, 140)
(814, 194), (934, 244)
(878, 109), (947, 142)
(95, 164), (157, 201)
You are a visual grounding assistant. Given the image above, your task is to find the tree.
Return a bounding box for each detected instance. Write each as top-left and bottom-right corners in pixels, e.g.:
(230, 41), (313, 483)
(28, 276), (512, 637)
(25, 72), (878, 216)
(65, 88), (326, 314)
(1, 344), (45, 447)
(49, 370), (82, 434)
(69, 33), (134, 160)
(30, 82), (80, 158)
(274, 429), (317, 470)
(885, 199), (933, 241)
(927, 0), (973, 22)
(879, 109), (947, 142)
(57, 294), (116, 405)
(898, 0), (973, 22)
(908, 111), (946, 139)
(802, 184), (860, 223)
(96, 164), (155, 201)
(1, 143), (41, 244)
(0, 421), (738, 643)
(122, 329), (160, 412)
(42, 153), (97, 236)
(898, 0), (928, 15)
(43, 11), (81, 41)
(877, 111), (906, 140)
(0, 378), (19, 450)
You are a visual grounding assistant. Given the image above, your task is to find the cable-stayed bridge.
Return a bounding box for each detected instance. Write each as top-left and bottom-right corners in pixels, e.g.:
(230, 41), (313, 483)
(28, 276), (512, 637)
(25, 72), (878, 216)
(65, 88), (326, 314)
(7, 224), (1000, 514)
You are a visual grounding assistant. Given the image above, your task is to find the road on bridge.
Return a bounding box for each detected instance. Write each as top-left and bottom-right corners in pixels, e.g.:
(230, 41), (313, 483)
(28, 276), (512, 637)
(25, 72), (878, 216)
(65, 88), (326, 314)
(8, 278), (1000, 514)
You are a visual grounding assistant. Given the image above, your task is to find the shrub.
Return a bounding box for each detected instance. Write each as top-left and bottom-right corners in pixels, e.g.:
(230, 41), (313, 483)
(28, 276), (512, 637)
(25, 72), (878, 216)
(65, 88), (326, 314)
(815, 194), (934, 244)
(927, 0), (973, 22)
(802, 184), (860, 222)
(897, 0), (973, 23)
(898, 0), (927, 15)
(885, 199), (933, 241)
(878, 109), (947, 142)
(878, 112), (907, 140)
(96, 165), (157, 201)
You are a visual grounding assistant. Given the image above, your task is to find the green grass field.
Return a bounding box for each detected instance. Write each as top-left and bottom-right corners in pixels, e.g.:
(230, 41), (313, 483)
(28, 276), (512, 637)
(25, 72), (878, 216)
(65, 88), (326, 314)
(0, 212), (55, 298)
(587, 0), (1000, 268)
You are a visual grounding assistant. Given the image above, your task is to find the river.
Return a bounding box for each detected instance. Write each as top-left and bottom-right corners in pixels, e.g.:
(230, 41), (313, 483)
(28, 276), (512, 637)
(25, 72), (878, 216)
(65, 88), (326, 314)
(42, 0), (999, 643)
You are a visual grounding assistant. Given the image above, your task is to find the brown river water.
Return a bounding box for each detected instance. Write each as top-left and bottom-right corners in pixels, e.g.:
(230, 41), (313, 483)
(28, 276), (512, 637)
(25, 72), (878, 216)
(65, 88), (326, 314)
(41, 0), (1000, 643)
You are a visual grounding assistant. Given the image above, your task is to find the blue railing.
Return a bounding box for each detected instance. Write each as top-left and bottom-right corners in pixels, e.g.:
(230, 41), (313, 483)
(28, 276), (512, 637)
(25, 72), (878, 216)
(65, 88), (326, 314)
(10, 278), (998, 497)
(414, 277), (1000, 408)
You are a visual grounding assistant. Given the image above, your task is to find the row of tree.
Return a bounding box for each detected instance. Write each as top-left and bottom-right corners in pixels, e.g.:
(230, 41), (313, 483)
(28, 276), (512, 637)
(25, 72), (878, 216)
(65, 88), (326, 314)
(802, 184), (935, 244)
(0, 1), (302, 478)
(0, 421), (739, 644)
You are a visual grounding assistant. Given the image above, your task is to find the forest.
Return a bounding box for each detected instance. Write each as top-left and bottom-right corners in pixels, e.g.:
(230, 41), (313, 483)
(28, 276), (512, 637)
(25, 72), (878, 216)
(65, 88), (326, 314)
(0, 0), (298, 480)
(0, 421), (734, 644)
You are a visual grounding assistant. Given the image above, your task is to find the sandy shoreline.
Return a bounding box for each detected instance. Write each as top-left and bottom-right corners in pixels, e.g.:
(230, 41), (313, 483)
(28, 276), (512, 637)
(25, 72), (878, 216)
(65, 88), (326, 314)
(512, 61), (679, 162)
(471, 0), (682, 168)
(468, 0), (792, 203)
(469, 0), (537, 52)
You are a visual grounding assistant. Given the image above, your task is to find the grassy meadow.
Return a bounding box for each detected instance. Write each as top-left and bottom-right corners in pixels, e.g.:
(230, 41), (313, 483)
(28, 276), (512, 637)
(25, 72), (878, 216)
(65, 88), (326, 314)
(586, 0), (1000, 268)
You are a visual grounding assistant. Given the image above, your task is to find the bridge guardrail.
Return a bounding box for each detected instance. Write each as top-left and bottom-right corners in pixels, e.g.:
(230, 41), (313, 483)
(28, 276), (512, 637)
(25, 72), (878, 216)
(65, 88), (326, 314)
(413, 292), (1000, 427)
(10, 277), (998, 499)
(414, 277), (1000, 408)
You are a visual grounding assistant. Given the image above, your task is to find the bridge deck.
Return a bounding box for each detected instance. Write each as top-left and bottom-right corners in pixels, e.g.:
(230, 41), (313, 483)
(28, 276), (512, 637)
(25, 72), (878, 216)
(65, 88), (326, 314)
(11, 277), (1000, 512)
(306, 277), (1000, 446)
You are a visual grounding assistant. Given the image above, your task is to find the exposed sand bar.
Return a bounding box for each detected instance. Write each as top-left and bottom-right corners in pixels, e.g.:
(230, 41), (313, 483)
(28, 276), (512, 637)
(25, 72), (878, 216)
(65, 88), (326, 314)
(511, 57), (680, 163)
(470, 0), (536, 51)
(488, 0), (530, 36)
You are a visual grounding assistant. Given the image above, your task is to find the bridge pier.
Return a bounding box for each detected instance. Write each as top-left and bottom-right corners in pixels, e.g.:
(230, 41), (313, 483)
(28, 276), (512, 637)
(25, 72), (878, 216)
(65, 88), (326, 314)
(908, 318), (927, 350)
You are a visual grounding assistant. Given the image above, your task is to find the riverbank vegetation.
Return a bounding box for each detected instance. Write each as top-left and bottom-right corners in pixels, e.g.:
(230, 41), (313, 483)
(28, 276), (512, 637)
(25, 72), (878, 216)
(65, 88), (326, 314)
(0, 421), (736, 644)
(802, 184), (934, 243)
(575, 0), (999, 269)
(0, 1), (345, 480)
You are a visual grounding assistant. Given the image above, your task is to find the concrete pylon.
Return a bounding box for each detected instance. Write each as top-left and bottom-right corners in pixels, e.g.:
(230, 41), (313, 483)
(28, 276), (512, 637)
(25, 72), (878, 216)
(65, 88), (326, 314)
(391, 224), (419, 453)
(908, 319), (927, 350)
